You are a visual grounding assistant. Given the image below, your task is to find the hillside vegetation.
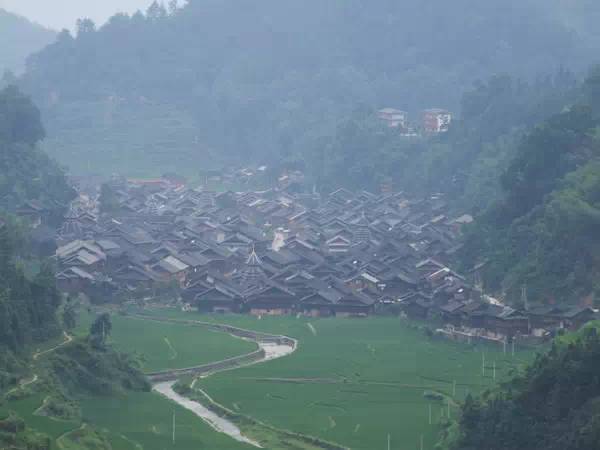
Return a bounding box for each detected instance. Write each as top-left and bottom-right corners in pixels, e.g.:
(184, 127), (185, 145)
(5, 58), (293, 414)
(0, 89), (149, 450)
(17, 0), (595, 176)
(0, 86), (75, 219)
(439, 324), (600, 450)
(315, 71), (576, 204)
(0, 86), (76, 369)
(0, 215), (62, 390)
(460, 69), (600, 305)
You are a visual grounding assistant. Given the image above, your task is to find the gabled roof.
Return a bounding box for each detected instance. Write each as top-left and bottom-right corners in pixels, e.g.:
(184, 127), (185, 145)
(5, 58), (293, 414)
(56, 240), (105, 260)
(157, 256), (189, 274)
(64, 249), (102, 266)
(263, 249), (300, 266)
(195, 283), (243, 301)
(326, 235), (352, 245)
(178, 252), (211, 267)
(57, 266), (95, 281)
(439, 301), (465, 314)
(114, 265), (161, 282)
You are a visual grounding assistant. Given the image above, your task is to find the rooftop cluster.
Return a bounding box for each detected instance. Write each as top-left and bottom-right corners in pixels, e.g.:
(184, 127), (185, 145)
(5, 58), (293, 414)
(23, 176), (594, 339)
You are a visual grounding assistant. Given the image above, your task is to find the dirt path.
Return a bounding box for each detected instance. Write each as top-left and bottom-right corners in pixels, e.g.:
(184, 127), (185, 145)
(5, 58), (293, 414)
(33, 332), (73, 361)
(5, 374), (39, 396)
(5, 332), (72, 398)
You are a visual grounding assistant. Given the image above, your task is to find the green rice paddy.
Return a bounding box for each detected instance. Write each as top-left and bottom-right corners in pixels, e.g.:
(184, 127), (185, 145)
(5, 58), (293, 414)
(129, 309), (537, 450)
(2, 308), (537, 450)
(106, 314), (256, 372)
(1, 310), (256, 450)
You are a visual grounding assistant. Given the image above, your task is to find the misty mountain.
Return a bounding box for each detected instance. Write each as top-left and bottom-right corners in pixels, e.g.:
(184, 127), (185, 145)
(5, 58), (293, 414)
(459, 68), (600, 305)
(0, 8), (55, 76)
(17, 0), (596, 176)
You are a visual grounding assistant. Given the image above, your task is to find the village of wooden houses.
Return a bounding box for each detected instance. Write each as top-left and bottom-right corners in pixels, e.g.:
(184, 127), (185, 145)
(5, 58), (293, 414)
(21, 174), (598, 347)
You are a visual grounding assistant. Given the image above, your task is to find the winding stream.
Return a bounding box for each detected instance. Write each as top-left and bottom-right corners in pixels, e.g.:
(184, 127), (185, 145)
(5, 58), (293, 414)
(150, 325), (297, 447)
(154, 380), (263, 447)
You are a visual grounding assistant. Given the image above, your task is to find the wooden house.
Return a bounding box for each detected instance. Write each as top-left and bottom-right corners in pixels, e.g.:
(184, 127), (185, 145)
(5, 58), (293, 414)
(243, 284), (296, 316)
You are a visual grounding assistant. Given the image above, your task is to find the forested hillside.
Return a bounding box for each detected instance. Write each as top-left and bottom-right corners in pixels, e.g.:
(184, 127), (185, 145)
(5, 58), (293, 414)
(0, 86), (75, 220)
(315, 71), (577, 207)
(438, 324), (600, 450)
(17, 0), (595, 176)
(0, 217), (61, 366)
(0, 86), (75, 390)
(0, 9), (55, 76)
(460, 69), (600, 305)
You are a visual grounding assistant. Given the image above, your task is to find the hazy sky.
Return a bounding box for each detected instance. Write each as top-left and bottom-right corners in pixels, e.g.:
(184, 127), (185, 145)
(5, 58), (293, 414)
(0, 0), (155, 31)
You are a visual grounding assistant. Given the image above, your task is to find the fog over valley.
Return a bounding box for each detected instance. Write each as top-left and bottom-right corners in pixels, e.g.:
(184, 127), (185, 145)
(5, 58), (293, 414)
(0, 0), (155, 30)
(1, 2), (600, 450)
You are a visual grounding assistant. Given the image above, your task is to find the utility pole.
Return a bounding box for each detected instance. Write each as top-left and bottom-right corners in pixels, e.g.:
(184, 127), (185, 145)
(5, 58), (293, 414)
(420, 434), (424, 450)
(512, 339), (515, 357)
(387, 434), (391, 450)
(452, 380), (456, 397)
(482, 351), (486, 377)
(173, 411), (176, 445)
(447, 397), (451, 419)
(521, 284), (529, 311)
(429, 404), (432, 425)
(493, 361), (496, 381)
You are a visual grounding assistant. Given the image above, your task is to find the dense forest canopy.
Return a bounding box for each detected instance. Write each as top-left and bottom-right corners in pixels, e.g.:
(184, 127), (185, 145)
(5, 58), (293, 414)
(459, 69), (600, 305)
(0, 86), (75, 217)
(0, 86), (75, 373)
(0, 9), (55, 76)
(440, 324), (600, 450)
(0, 215), (62, 364)
(16, 0), (600, 176)
(315, 71), (578, 203)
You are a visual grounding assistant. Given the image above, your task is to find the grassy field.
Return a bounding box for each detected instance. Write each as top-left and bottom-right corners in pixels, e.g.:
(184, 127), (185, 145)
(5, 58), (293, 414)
(109, 314), (256, 373)
(0, 390), (255, 450)
(79, 391), (254, 450)
(0, 310), (257, 450)
(135, 309), (536, 450)
(76, 310), (256, 373)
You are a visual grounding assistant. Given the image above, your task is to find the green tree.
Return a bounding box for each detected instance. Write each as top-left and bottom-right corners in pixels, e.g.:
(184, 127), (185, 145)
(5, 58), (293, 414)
(15, 0), (591, 177)
(89, 313), (112, 347)
(0, 86), (75, 216)
(76, 18), (96, 36)
(441, 326), (600, 450)
(0, 85), (44, 145)
(62, 301), (77, 331)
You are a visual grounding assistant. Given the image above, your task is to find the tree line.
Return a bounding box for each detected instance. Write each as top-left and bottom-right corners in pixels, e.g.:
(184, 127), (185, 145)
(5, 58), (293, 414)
(15, 0), (595, 175)
(459, 68), (600, 305)
(439, 325), (600, 450)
